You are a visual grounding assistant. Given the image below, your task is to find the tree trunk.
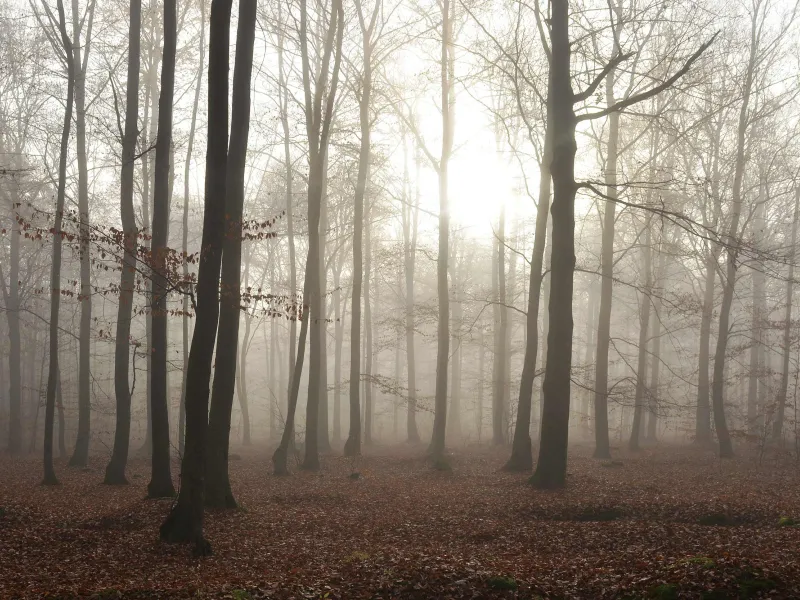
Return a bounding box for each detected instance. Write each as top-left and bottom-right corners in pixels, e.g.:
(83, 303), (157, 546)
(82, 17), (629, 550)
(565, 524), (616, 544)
(159, 0), (232, 555)
(592, 62), (621, 461)
(773, 187), (800, 442)
(5, 161), (22, 455)
(104, 0), (141, 485)
(363, 196), (373, 446)
(179, 0), (206, 458)
(43, 0), (75, 486)
(647, 246), (666, 441)
(277, 0), (297, 419)
(493, 207), (507, 445)
(504, 126), (550, 470)
(429, 0), (453, 463)
(629, 218), (652, 451)
(711, 5), (760, 459)
(748, 174), (766, 435)
(317, 155), (331, 453)
(69, 0), (93, 467)
(147, 0), (178, 499)
(403, 132), (421, 443)
(344, 20), (374, 456)
(530, 0), (575, 489)
(205, 0), (256, 508)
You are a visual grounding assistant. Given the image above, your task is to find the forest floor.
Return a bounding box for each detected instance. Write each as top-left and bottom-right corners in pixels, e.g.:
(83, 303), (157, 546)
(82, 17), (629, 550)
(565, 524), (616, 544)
(1, 442), (800, 599)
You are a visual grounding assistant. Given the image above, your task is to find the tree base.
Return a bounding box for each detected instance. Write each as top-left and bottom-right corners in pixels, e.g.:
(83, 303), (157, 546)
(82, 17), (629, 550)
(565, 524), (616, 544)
(205, 484), (238, 509)
(272, 445), (290, 475)
(301, 455), (320, 471)
(147, 478), (176, 499)
(160, 502), (212, 556)
(528, 468), (563, 490)
(103, 464), (129, 485)
(68, 447), (89, 468)
(42, 474), (60, 486)
(502, 452), (533, 472)
(343, 436), (360, 457)
(592, 448), (612, 460)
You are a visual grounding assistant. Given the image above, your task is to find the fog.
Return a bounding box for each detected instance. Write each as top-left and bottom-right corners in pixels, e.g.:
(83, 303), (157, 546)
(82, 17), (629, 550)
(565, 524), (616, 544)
(1, 0), (800, 595)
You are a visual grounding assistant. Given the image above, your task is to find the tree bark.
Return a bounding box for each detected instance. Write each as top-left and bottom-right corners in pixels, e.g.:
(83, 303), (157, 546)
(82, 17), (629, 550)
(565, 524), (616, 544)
(147, 0), (178, 499)
(179, 0), (206, 458)
(159, 0), (232, 555)
(104, 0), (141, 485)
(205, 0), (256, 508)
(530, 0), (575, 489)
(43, 0), (75, 486)
(69, 0), (94, 468)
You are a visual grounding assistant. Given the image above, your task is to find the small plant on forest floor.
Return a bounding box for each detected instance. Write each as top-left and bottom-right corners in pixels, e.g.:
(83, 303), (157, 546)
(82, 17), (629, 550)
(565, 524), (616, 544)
(681, 556), (716, 568)
(649, 583), (678, 600)
(778, 516), (797, 527)
(344, 550), (370, 563)
(486, 575), (518, 591)
(230, 589), (252, 600)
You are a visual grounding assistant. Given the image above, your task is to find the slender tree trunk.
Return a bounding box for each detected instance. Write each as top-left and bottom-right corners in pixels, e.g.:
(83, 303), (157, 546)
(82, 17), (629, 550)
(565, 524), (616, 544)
(104, 0), (141, 485)
(205, 0), (256, 508)
(773, 187), (800, 442)
(69, 0), (94, 467)
(43, 0), (75, 486)
(5, 163), (22, 455)
(317, 156), (331, 452)
(403, 133), (421, 443)
(147, 0), (178, 499)
(592, 61), (621, 460)
(748, 175), (766, 435)
(493, 207), (507, 445)
(332, 257), (343, 444)
(429, 0), (453, 462)
(629, 218), (652, 451)
(711, 6), (760, 459)
(647, 247), (666, 441)
(504, 127), (550, 469)
(159, 0), (232, 555)
(179, 0), (206, 457)
(363, 197), (373, 445)
(277, 2), (297, 414)
(344, 19), (374, 456)
(56, 368), (66, 458)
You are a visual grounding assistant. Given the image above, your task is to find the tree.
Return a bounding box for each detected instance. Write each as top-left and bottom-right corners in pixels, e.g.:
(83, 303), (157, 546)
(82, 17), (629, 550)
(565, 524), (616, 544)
(104, 0), (142, 486)
(68, 0), (96, 468)
(160, 0), (233, 555)
(299, 0), (344, 471)
(42, 0), (75, 486)
(205, 0), (257, 509)
(531, 0), (715, 487)
(147, 0), (178, 499)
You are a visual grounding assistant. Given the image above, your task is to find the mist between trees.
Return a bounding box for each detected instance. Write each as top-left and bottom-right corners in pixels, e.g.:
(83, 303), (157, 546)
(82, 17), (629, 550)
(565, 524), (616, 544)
(1, 0), (799, 557)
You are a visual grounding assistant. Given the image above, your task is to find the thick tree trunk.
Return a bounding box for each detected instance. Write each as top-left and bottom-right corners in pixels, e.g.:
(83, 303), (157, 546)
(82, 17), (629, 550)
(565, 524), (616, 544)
(530, 0), (575, 489)
(43, 0), (74, 486)
(205, 0), (256, 508)
(104, 0), (141, 485)
(159, 0), (232, 555)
